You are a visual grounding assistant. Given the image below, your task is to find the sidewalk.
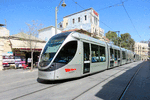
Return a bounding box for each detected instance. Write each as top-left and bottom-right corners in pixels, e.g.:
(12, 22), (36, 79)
(0, 68), (38, 75)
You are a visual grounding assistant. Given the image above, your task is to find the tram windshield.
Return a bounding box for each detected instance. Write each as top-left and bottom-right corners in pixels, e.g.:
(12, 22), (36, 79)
(39, 32), (71, 67)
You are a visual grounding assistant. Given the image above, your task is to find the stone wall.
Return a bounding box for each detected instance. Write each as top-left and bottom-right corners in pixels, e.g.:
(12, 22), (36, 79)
(0, 40), (4, 70)
(0, 27), (9, 70)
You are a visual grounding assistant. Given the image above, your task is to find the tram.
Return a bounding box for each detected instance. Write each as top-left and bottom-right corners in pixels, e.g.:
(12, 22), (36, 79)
(38, 31), (140, 80)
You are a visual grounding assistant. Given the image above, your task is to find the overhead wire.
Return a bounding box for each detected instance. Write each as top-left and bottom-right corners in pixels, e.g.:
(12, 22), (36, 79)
(96, 3), (123, 11)
(121, 0), (141, 38)
(72, 0), (84, 10)
(71, 0), (114, 30)
(71, 0), (141, 38)
(100, 21), (113, 30)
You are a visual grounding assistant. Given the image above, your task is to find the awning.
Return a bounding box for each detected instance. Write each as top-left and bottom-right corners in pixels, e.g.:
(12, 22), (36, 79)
(10, 39), (46, 51)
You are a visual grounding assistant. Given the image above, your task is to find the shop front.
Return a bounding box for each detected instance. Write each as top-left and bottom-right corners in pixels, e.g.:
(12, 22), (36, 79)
(12, 48), (42, 68)
(1, 36), (46, 69)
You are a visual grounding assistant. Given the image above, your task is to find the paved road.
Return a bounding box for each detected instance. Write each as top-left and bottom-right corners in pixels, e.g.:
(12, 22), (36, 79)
(122, 61), (150, 100)
(0, 61), (149, 100)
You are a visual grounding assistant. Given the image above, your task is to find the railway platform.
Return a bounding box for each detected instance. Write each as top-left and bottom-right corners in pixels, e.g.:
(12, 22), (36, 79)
(0, 61), (149, 100)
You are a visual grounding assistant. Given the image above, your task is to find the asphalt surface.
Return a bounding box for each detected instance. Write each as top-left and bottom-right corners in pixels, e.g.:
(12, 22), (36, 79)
(0, 61), (149, 100)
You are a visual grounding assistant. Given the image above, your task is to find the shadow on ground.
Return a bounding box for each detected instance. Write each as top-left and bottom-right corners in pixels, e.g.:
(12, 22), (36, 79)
(94, 61), (148, 100)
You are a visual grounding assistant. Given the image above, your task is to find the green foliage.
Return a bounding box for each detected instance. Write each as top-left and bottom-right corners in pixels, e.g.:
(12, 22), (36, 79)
(106, 31), (117, 39)
(93, 35), (100, 39)
(105, 31), (135, 51)
(105, 31), (118, 45)
(120, 33), (135, 51)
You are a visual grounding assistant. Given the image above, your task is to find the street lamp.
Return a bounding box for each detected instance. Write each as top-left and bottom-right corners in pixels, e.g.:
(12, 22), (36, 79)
(55, 0), (66, 35)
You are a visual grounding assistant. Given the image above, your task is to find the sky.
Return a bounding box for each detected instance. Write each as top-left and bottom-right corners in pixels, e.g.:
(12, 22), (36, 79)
(0, 0), (150, 42)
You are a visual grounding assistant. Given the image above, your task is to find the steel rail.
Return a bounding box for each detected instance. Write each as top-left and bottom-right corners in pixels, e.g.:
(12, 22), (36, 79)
(119, 62), (146, 100)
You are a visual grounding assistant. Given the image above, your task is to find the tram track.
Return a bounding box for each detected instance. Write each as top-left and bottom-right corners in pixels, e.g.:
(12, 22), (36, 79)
(9, 62), (143, 100)
(119, 62), (146, 100)
(0, 76), (64, 100)
(72, 62), (145, 100)
(11, 83), (60, 100)
(0, 82), (38, 93)
(0, 77), (38, 93)
(0, 77), (36, 87)
(0, 69), (38, 78)
(11, 78), (71, 100)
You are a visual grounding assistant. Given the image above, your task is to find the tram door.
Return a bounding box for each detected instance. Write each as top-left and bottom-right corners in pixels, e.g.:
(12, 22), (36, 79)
(83, 42), (90, 74)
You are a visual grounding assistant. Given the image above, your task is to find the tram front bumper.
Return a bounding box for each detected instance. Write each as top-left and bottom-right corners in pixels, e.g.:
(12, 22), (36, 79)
(38, 70), (55, 80)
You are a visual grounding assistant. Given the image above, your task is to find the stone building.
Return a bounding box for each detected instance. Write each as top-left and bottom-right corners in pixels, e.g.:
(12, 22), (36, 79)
(38, 8), (105, 42)
(134, 42), (149, 60)
(0, 25), (46, 70)
(60, 8), (104, 38)
(0, 24), (10, 70)
(38, 26), (62, 42)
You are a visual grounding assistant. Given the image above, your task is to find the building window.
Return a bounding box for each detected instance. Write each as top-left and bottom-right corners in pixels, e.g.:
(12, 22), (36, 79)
(60, 24), (62, 28)
(94, 16), (98, 25)
(93, 28), (94, 33)
(78, 17), (80, 22)
(73, 19), (75, 24)
(85, 15), (87, 20)
(66, 23), (68, 26)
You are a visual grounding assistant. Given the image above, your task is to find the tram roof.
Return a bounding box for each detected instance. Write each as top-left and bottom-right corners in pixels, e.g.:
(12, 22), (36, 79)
(127, 49), (134, 53)
(71, 31), (106, 45)
(107, 43), (120, 50)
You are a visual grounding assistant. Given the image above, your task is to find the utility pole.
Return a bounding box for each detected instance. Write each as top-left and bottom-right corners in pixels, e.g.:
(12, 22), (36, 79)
(4, 19), (7, 29)
(117, 31), (120, 47)
(55, 0), (66, 35)
(55, 6), (57, 35)
(113, 31), (120, 46)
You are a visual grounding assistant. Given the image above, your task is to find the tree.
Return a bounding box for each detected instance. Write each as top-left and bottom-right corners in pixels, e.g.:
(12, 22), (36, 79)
(105, 31), (118, 45)
(120, 33), (135, 51)
(105, 31), (135, 51)
(23, 20), (43, 71)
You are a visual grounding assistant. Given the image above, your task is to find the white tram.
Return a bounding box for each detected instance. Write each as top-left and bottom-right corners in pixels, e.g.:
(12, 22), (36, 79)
(38, 31), (140, 80)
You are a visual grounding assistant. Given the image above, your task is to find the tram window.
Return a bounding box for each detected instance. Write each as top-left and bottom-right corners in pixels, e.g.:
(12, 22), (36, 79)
(122, 51), (123, 59)
(54, 41), (77, 64)
(122, 51), (124, 59)
(118, 50), (120, 59)
(91, 44), (100, 63)
(83, 43), (90, 61)
(99, 46), (106, 62)
(122, 51), (126, 59)
(128, 53), (130, 60)
(110, 48), (114, 60)
(115, 50), (117, 61)
(39, 32), (71, 67)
